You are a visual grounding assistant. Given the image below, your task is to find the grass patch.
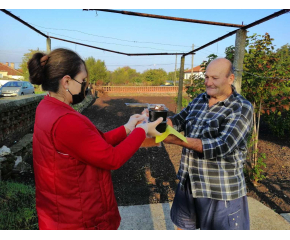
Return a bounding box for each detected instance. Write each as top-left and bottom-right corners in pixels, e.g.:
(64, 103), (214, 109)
(0, 181), (38, 230)
(35, 91), (47, 94)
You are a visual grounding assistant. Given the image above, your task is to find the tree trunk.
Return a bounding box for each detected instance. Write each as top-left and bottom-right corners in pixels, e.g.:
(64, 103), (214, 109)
(254, 100), (262, 164)
(252, 102), (257, 167)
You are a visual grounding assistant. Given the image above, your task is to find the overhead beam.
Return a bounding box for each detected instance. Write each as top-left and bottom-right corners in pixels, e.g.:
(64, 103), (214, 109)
(50, 36), (185, 56)
(3, 9), (289, 58)
(183, 9), (290, 56)
(84, 9), (244, 28)
(0, 9), (48, 38)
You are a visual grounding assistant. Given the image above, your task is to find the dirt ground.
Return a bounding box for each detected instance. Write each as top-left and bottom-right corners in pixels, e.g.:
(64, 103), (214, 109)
(81, 94), (290, 213)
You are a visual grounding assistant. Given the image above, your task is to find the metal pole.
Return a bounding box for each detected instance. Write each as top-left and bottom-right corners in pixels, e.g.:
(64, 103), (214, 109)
(177, 56), (185, 113)
(183, 9), (290, 57)
(88, 9), (244, 28)
(190, 44), (194, 84)
(233, 29), (247, 94)
(49, 36), (184, 56)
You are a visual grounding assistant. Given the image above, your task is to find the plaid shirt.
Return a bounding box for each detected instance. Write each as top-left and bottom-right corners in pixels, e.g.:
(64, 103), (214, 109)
(170, 86), (253, 200)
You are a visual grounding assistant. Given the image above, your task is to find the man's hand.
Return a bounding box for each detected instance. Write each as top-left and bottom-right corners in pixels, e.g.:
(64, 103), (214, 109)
(166, 118), (173, 127)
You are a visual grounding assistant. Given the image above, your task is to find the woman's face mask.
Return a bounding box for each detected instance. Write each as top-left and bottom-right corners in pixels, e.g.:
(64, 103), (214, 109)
(67, 78), (87, 105)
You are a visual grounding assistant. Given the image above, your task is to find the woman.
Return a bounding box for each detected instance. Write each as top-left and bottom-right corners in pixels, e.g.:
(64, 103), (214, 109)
(28, 48), (162, 230)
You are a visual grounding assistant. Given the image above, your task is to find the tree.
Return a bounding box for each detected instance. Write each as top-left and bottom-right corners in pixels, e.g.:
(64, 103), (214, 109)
(230, 33), (290, 182)
(167, 69), (180, 86)
(185, 54), (216, 98)
(142, 68), (167, 86)
(200, 54), (218, 73)
(20, 49), (41, 81)
(109, 66), (142, 85)
(85, 57), (108, 85)
(110, 67), (129, 85)
(225, 46), (235, 62)
(185, 74), (206, 100)
(276, 44), (290, 66)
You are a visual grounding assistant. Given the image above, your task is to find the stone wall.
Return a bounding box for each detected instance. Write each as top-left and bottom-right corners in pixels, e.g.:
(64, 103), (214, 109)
(0, 93), (97, 180)
(0, 93), (97, 148)
(0, 94), (45, 148)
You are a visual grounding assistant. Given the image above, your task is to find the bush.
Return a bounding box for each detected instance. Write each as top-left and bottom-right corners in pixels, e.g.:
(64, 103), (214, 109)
(262, 109), (290, 138)
(174, 96), (190, 108)
(0, 181), (38, 230)
(185, 75), (205, 100)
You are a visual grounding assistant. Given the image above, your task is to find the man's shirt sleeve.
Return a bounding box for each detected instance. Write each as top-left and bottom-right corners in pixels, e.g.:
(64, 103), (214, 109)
(201, 102), (253, 159)
(168, 103), (191, 132)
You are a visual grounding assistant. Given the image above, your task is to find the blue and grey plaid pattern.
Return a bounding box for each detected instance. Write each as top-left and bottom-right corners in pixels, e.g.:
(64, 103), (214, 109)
(170, 86), (253, 200)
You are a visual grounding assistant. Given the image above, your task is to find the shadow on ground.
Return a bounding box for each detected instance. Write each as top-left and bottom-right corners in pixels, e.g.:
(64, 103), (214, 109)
(82, 95), (290, 212)
(82, 97), (179, 206)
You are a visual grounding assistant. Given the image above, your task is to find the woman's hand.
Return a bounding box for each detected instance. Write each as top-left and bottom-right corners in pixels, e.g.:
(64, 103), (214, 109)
(136, 117), (163, 137)
(124, 114), (147, 134)
(141, 108), (149, 117)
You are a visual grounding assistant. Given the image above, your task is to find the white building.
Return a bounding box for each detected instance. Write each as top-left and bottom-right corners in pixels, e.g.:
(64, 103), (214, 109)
(0, 62), (24, 81)
(184, 65), (204, 80)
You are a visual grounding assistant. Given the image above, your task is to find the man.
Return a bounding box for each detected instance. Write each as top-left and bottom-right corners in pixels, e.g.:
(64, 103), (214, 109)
(164, 58), (253, 230)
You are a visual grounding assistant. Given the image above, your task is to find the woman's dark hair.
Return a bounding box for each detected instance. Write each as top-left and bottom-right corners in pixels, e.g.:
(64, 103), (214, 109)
(28, 48), (86, 93)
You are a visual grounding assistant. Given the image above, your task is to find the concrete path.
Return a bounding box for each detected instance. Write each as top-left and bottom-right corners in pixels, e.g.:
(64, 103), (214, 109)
(118, 197), (290, 230)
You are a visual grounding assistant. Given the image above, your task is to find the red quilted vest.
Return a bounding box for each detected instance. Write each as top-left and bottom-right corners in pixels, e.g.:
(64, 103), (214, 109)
(33, 96), (122, 230)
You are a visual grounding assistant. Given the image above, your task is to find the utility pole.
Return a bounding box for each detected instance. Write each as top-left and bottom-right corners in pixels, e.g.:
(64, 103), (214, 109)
(233, 29), (247, 94)
(46, 34), (51, 54)
(177, 56), (185, 113)
(190, 44), (194, 85)
(174, 54), (177, 86)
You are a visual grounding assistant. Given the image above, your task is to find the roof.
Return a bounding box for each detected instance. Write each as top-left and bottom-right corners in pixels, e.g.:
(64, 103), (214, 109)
(184, 65), (203, 73)
(0, 63), (23, 76)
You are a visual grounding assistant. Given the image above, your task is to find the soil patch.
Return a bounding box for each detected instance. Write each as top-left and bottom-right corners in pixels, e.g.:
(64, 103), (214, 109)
(82, 96), (290, 212)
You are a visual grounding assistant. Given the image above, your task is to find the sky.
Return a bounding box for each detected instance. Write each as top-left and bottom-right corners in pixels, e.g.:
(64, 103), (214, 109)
(1, 1), (290, 74)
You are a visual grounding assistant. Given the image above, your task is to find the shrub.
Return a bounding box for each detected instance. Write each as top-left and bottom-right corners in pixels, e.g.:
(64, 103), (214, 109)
(262, 109), (290, 138)
(174, 96), (190, 108)
(0, 181), (38, 230)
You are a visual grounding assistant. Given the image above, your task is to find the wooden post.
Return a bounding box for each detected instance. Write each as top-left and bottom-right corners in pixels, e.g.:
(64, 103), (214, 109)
(233, 29), (247, 94)
(174, 54), (177, 86)
(46, 37), (51, 54)
(177, 56), (185, 113)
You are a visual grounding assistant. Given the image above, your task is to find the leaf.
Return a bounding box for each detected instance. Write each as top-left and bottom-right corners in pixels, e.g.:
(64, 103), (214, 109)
(283, 105), (289, 111)
(266, 110), (270, 115)
(270, 107), (276, 112)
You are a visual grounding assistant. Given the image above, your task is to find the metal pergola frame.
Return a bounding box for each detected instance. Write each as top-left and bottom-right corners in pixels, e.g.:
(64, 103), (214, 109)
(2, 9), (289, 57)
(1, 9), (289, 111)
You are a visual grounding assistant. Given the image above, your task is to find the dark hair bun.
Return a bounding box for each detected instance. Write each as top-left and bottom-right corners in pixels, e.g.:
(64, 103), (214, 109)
(28, 52), (46, 85)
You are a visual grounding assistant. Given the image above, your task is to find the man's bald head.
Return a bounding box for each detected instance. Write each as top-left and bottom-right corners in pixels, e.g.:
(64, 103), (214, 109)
(207, 58), (234, 77)
(204, 58), (235, 99)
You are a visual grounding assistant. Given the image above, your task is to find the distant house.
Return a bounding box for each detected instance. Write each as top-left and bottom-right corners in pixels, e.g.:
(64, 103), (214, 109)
(184, 65), (204, 80)
(0, 62), (24, 81)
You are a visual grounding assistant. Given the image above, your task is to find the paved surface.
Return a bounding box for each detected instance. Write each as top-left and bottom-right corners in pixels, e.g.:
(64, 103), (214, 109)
(118, 197), (290, 230)
(281, 213), (290, 224)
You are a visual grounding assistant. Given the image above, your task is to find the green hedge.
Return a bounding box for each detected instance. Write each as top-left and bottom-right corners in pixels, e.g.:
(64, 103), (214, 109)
(0, 181), (38, 230)
(263, 109), (290, 138)
(173, 96), (190, 108)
